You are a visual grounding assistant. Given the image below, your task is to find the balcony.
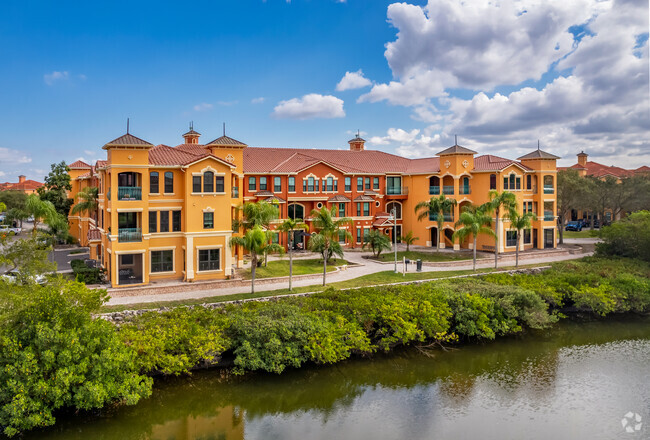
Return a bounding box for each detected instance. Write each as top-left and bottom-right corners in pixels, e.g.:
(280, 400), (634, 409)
(544, 212), (554, 221)
(118, 228), (142, 242)
(459, 186), (471, 195)
(386, 186), (409, 196)
(543, 185), (554, 194)
(443, 185), (454, 195)
(429, 186), (440, 195)
(429, 214), (454, 222)
(117, 187), (142, 201)
(232, 187), (239, 198)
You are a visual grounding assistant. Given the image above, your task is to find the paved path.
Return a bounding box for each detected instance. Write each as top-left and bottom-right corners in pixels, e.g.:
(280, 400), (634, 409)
(106, 245), (593, 306)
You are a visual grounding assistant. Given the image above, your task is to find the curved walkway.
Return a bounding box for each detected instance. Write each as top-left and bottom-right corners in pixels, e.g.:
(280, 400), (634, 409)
(106, 245), (593, 306)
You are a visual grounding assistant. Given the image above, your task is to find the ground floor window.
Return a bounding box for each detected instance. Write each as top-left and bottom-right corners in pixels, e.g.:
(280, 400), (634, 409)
(198, 248), (220, 271)
(506, 230), (517, 247)
(339, 229), (346, 243)
(523, 229), (532, 244)
(151, 250), (173, 273)
(356, 228), (361, 243)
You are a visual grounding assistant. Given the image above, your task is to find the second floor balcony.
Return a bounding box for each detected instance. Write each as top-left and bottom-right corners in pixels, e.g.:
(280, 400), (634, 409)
(429, 185), (440, 195)
(544, 185), (554, 194)
(117, 186), (142, 201)
(459, 185), (471, 195)
(443, 185), (454, 195)
(386, 186), (408, 196)
(232, 186), (239, 198)
(118, 227), (142, 242)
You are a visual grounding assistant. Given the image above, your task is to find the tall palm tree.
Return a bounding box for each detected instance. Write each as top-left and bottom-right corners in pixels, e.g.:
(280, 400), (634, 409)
(229, 226), (283, 294)
(453, 205), (496, 271)
(70, 186), (99, 219)
(233, 201), (280, 266)
(415, 195), (457, 252)
(505, 208), (537, 267)
(484, 190), (517, 268)
(277, 217), (308, 291)
(25, 194), (57, 236)
(308, 206), (352, 286)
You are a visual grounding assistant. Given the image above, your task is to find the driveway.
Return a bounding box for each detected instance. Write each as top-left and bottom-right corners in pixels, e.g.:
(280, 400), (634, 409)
(49, 247), (90, 273)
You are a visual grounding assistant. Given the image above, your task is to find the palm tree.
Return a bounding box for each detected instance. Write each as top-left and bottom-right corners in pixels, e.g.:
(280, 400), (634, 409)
(484, 190), (517, 268)
(233, 201), (280, 266)
(415, 195), (457, 252)
(277, 217), (308, 291)
(229, 226), (283, 294)
(308, 206), (352, 286)
(70, 186), (99, 219)
(363, 229), (392, 258)
(25, 194), (57, 235)
(400, 231), (418, 252)
(505, 208), (537, 267)
(453, 206), (496, 271)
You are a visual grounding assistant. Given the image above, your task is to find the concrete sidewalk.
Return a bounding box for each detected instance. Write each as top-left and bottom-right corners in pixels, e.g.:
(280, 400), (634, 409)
(105, 245), (592, 306)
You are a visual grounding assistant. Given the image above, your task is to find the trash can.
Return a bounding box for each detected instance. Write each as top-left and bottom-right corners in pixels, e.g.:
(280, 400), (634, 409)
(416, 259), (422, 272)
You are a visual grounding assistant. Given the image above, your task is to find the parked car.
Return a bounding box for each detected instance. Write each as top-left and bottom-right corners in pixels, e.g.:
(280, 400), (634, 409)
(565, 221), (583, 232)
(0, 271), (47, 285)
(593, 219), (600, 229)
(0, 225), (21, 235)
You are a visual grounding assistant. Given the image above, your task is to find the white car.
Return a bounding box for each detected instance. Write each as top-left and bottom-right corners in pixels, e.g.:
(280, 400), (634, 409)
(0, 271), (47, 285)
(0, 225), (21, 235)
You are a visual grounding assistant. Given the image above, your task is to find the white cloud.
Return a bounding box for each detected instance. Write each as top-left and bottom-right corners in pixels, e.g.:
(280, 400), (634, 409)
(272, 94), (345, 120)
(336, 70), (372, 91)
(0, 171), (5, 177)
(43, 71), (70, 85)
(193, 103), (214, 112)
(217, 100), (238, 106)
(0, 147), (31, 164)
(252, 97), (265, 104)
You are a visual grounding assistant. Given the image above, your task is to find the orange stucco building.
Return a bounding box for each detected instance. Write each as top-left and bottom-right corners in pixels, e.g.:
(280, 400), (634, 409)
(69, 128), (557, 287)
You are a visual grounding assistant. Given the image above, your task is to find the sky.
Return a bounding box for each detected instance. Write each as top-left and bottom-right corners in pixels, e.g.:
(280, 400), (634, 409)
(0, 0), (648, 182)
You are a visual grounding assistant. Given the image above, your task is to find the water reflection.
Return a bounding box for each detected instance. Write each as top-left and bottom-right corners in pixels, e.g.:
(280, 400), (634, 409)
(25, 317), (650, 440)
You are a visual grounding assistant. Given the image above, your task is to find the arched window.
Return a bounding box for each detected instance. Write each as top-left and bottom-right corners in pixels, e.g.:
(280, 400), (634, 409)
(288, 203), (305, 220)
(203, 171), (214, 192)
(429, 176), (440, 195)
(327, 177), (334, 191)
(462, 177), (470, 194)
(386, 201), (402, 220)
(544, 175), (554, 194)
(489, 174), (496, 190)
(307, 177), (315, 192)
(509, 174), (516, 190)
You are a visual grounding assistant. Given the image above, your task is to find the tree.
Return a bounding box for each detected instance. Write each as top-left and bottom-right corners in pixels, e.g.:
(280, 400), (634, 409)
(308, 206), (352, 286)
(596, 210), (650, 261)
(234, 201), (280, 266)
(5, 208), (28, 228)
(229, 226), (282, 294)
(415, 195), (457, 252)
(400, 231), (418, 252)
(277, 218), (308, 291)
(25, 194), (58, 235)
(37, 161), (73, 217)
(453, 206), (495, 271)
(0, 202), (5, 213)
(0, 235), (55, 281)
(70, 186), (99, 219)
(0, 278), (152, 437)
(557, 169), (588, 243)
(483, 191), (517, 268)
(505, 208), (537, 267)
(0, 190), (27, 211)
(363, 229), (392, 258)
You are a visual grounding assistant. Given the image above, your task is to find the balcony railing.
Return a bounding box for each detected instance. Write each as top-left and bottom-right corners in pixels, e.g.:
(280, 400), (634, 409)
(117, 186), (142, 201)
(429, 214), (454, 222)
(459, 186), (471, 195)
(429, 185), (440, 195)
(443, 185), (454, 195)
(386, 186), (409, 196)
(543, 185), (554, 194)
(544, 212), (554, 221)
(118, 228), (142, 242)
(232, 187), (239, 198)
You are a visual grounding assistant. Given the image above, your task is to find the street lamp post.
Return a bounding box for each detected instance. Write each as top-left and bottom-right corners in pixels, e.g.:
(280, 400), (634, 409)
(391, 207), (397, 273)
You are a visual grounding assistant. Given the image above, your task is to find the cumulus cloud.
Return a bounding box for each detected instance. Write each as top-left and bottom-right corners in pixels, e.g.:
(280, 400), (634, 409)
(193, 103), (214, 112)
(0, 147), (31, 164)
(336, 70), (372, 91)
(43, 71), (70, 85)
(360, 0), (649, 167)
(272, 94), (345, 120)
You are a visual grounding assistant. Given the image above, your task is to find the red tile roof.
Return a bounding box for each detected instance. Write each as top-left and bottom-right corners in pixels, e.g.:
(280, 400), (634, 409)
(517, 149), (560, 160)
(563, 161), (641, 178)
(473, 155), (531, 171)
(95, 160), (107, 169)
(68, 160), (91, 169)
(103, 133), (153, 149)
(0, 179), (44, 191)
(148, 145), (199, 166)
(175, 143), (210, 156)
(437, 144), (477, 155)
(206, 135), (247, 146)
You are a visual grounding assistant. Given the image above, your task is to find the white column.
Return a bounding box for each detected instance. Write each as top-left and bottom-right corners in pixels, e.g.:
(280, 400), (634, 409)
(186, 236), (194, 280)
(224, 233), (232, 276)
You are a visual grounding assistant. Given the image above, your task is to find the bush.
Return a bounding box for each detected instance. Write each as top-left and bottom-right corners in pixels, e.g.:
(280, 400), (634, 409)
(596, 211), (650, 261)
(0, 279), (152, 437)
(70, 258), (104, 284)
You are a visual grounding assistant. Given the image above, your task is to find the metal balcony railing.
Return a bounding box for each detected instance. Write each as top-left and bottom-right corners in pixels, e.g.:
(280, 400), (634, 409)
(117, 187), (142, 201)
(429, 186), (440, 195)
(429, 214), (454, 222)
(118, 228), (142, 242)
(443, 185), (454, 195)
(543, 185), (554, 194)
(459, 186), (471, 195)
(386, 186), (408, 196)
(232, 187), (239, 198)
(544, 212), (554, 221)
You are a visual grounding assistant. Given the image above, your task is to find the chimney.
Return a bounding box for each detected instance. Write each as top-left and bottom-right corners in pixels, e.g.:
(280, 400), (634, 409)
(18, 175), (25, 183)
(577, 151), (588, 167)
(348, 133), (366, 152)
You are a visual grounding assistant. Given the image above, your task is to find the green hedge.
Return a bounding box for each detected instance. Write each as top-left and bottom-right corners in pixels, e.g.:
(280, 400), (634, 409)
(70, 259), (105, 284)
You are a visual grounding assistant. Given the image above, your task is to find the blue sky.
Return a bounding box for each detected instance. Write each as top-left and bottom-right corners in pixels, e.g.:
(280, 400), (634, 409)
(0, 0), (648, 182)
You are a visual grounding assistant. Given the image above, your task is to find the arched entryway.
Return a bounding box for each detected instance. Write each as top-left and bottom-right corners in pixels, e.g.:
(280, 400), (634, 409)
(429, 227), (438, 247)
(444, 228), (454, 248)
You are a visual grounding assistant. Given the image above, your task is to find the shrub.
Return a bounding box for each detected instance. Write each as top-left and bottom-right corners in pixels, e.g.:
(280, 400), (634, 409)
(70, 258), (104, 284)
(596, 211), (650, 261)
(0, 279), (151, 437)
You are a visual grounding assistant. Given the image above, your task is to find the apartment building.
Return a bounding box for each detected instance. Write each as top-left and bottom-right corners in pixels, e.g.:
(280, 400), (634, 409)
(69, 129), (558, 287)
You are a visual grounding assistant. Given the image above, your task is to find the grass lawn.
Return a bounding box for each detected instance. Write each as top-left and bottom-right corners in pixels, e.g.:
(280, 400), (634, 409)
(100, 261), (547, 313)
(561, 229), (599, 239)
(241, 258), (348, 280)
(375, 250), (473, 263)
